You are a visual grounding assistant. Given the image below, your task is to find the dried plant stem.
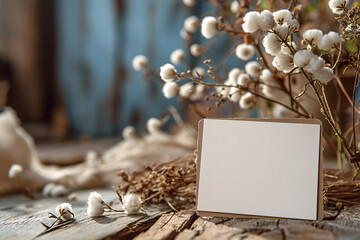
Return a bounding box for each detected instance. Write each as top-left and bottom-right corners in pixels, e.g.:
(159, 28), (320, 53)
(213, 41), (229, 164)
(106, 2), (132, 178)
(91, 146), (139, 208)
(255, 43), (271, 70)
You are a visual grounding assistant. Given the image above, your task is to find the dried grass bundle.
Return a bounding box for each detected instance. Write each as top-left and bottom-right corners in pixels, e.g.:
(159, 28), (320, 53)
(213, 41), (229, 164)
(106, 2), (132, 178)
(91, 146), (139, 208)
(115, 155), (196, 211)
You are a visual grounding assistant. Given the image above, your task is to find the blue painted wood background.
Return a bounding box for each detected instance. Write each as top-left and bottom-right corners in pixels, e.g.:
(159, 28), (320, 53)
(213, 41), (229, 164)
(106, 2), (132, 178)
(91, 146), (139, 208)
(56, 0), (243, 136)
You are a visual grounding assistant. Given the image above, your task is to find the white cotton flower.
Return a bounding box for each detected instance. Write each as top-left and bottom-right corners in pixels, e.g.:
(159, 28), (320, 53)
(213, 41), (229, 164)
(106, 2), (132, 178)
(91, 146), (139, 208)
(259, 69), (275, 85)
(313, 67), (334, 84)
(288, 19), (300, 33)
(201, 16), (218, 39)
(274, 24), (289, 39)
(122, 125), (136, 140)
(259, 10), (275, 30)
(87, 192), (105, 217)
(217, 80), (231, 99)
(170, 49), (185, 65)
(50, 184), (67, 197)
(55, 203), (74, 220)
(162, 82), (179, 99)
(303, 29), (323, 46)
(8, 164), (23, 178)
(263, 33), (282, 56)
(245, 61), (261, 78)
(329, 0), (348, 15)
(229, 87), (241, 102)
(242, 11), (261, 33)
(239, 92), (256, 109)
(147, 118), (162, 134)
(179, 82), (195, 98)
(190, 44), (204, 57)
(160, 64), (177, 82)
(318, 31), (342, 51)
(272, 53), (294, 73)
(43, 183), (56, 197)
(183, 0), (196, 7)
(228, 68), (242, 84)
(190, 84), (207, 101)
(192, 67), (205, 77)
(273, 9), (292, 25)
(237, 73), (251, 86)
(293, 50), (316, 68)
(230, 0), (239, 13)
(261, 85), (275, 97)
(180, 28), (191, 41)
(132, 55), (148, 71)
(304, 57), (325, 74)
(235, 43), (255, 61)
(184, 16), (200, 33)
(122, 193), (142, 215)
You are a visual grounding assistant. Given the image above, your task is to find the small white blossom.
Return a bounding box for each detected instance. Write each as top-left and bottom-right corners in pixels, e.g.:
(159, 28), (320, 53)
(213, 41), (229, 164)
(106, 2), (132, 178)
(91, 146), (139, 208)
(184, 16), (200, 33)
(190, 84), (207, 101)
(170, 49), (185, 65)
(273, 9), (292, 25)
(55, 203), (74, 220)
(237, 73), (251, 86)
(313, 67), (334, 84)
(235, 44), (255, 61)
(122, 125), (136, 140)
(179, 82), (195, 98)
(263, 33), (282, 56)
(122, 193), (142, 215)
(272, 53), (294, 73)
(180, 28), (191, 41)
(293, 50), (316, 68)
(329, 0), (349, 15)
(132, 55), (148, 71)
(87, 192), (105, 217)
(160, 64), (177, 82)
(318, 31), (342, 51)
(201, 16), (218, 39)
(242, 11), (261, 33)
(190, 44), (204, 57)
(259, 69), (275, 85)
(245, 61), (261, 78)
(239, 92), (256, 109)
(228, 68), (242, 84)
(303, 29), (323, 46)
(162, 82), (179, 99)
(8, 164), (23, 178)
(259, 10), (275, 30)
(147, 118), (162, 134)
(230, 1), (239, 13)
(183, 0), (196, 7)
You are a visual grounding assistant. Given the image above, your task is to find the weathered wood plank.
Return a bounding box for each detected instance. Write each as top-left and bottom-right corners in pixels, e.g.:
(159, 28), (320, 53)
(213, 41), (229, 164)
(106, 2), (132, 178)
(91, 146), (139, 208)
(134, 210), (197, 240)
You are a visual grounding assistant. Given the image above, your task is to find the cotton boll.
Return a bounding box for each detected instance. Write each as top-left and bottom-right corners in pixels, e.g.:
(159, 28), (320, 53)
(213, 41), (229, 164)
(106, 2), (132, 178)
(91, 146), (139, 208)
(230, 0), (239, 13)
(273, 9), (292, 25)
(242, 11), (261, 33)
(170, 49), (185, 65)
(147, 118), (162, 134)
(50, 184), (67, 197)
(318, 31), (342, 51)
(179, 82), (195, 99)
(190, 84), (207, 101)
(263, 33), (282, 56)
(329, 0), (348, 15)
(190, 44), (204, 57)
(261, 85), (275, 97)
(132, 55), (148, 71)
(229, 87), (242, 102)
(303, 29), (323, 46)
(162, 82), (179, 99)
(183, 0), (196, 7)
(328, 31), (343, 47)
(293, 50), (316, 68)
(192, 67), (205, 77)
(235, 44), (255, 61)
(274, 24), (289, 39)
(217, 80), (231, 99)
(287, 19), (300, 33)
(160, 64), (177, 82)
(239, 92), (256, 109)
(122, 125), (136, 140)
(201, 16), (218, 39)
(237, 73), (251, 86)
(228, 68), (242, 84)
(87, 202), (104, 217)
(259, 10), (275, 30)
(259, 69), (275, 85)
(304, 57), (325, 74)
(180, 28), (191, 41)
(184, 16), (200, 33)
(272, 54), (294, 73)
(313, 67), (334, 84)
(245, 61), (261, 78)
(122, 193), (142, 215)
(8, 164), (23, 178)
(55, 203), (74, 220)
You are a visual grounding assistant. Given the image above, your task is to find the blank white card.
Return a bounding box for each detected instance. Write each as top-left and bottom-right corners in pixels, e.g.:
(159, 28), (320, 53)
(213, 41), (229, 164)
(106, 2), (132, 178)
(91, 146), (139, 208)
(196, 118), (322, 220)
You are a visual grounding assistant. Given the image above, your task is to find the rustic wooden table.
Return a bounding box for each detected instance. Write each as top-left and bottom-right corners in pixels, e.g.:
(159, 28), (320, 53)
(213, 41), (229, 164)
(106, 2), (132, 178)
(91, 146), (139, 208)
(1, 189), (360, 240)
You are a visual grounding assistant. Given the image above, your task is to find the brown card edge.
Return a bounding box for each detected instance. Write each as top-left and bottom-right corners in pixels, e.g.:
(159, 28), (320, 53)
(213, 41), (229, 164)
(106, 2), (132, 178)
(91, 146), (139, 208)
(195, 118), (324, 221)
